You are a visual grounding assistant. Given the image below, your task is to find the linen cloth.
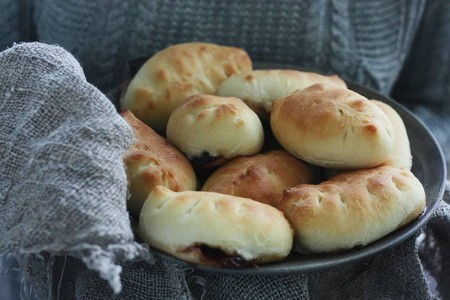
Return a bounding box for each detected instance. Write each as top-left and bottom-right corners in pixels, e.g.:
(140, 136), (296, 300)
(1, 0), (450, 299)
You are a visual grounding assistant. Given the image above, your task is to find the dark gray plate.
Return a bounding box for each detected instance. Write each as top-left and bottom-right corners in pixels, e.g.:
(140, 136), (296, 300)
(149, 63), (447, 275)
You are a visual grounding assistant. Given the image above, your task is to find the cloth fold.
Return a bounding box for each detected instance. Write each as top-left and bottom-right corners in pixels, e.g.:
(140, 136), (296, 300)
(0, 42), (148, 294)
(1, 42), (449, 299)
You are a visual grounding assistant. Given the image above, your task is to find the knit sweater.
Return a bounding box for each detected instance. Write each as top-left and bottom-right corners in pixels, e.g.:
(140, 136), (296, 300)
(2, 0), (448, 108)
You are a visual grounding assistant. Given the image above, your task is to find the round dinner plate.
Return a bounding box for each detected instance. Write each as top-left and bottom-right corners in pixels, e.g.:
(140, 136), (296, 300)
(149, 63), (447, 275)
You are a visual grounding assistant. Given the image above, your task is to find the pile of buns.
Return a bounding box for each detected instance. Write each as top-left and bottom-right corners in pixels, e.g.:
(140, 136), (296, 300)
(120, 42), (426, 268)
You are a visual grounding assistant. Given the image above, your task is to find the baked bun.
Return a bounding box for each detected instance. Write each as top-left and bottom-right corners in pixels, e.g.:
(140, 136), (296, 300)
(372, 100), (412, 169)
(278, 165), (426, 254)
(138, 186), (293, 267)
(322, 100), (412, 180)
(121, 42), (252, 132)
(202, 150), (316, 207)
(166, 94), (264, 166)
(270, 84), (395, 169)
(217, 70), (346, 118)
(121, 110), (197, 216)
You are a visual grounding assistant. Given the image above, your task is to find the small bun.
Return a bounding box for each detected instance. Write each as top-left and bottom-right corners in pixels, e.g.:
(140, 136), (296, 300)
(270, 84), (395, 169)
(202, 150), (317, 207)
(167, 94), (264, 164)
(217, 69), (346, 118)
(138, 186), (293, 267)
(278, 165), (426, 254)
(121, 110), (197, 216)
(121, 42), (252, 132)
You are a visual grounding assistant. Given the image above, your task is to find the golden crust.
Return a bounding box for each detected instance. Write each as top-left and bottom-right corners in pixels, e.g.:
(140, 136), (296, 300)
(277, 165), (426, 253)
(217, 69), (347, 118)
(138, 186), (294, 267)
(322, 100), (412, 180)
(121, 110), (197, 216)
(121, 42), (252, 132)
(166, 94), (264, 161)
(270, 84), (395, 169)
(202, 150), (317, 207)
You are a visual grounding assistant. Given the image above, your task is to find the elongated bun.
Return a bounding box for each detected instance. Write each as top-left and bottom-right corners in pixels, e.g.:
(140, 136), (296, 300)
(121, 110), (197, 216)
(270, 84), (395, 169)
(138, 186), (294, 267)
(278, 165), (426, 254)
(202, 150), (316, 207)
(217, 69), (346, 118)
(167, 94), (264, 165)
(121, 42), (252, 132)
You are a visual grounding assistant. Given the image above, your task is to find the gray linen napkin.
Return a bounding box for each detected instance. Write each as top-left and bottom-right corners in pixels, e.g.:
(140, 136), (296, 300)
(0, 42), (148, 295)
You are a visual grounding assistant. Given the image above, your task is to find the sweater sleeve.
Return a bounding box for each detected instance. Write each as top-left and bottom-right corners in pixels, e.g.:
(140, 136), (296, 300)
(392, 0), (450, 109)
(391, 0), (450, 178)
(0, 0), (35, 51)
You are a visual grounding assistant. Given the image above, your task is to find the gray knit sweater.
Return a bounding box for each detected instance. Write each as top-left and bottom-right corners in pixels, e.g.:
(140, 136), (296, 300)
(1, 1), (450, 299)
(2, 0), (448, 108)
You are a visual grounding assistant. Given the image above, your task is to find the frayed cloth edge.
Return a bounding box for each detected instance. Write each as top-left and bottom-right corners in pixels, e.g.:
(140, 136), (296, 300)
(0, 241), (153, 297)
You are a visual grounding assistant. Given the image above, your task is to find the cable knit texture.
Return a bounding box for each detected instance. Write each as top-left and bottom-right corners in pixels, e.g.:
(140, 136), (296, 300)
(1, 0), (450, 299)
(29, 0), (424, 96)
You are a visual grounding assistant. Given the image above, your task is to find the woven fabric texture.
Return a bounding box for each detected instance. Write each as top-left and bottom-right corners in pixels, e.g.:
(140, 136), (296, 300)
(0, 43), (147, 295)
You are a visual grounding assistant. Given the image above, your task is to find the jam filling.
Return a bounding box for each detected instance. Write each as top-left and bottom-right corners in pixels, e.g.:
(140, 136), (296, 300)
(183, 244), (256, 268)
(190, 152), (230, 169)
(199, 245), (256, 268)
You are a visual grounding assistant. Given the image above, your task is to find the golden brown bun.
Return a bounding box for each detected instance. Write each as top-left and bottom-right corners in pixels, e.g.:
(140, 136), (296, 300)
(166, 94), (264, 162)
(121, 110), (197, 216)
(138, 186), (293, 267)
(217, 69), (346, 118)
(202, 150), (317, 207)
(372, 100), (412, 169)
(322, 100), (412, 180)
(278, 165), (426, 254)
(270, 84), (395, 169)
(121, 42), (252, 132)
